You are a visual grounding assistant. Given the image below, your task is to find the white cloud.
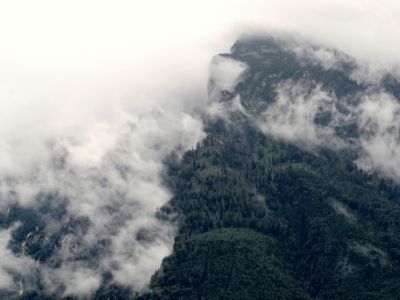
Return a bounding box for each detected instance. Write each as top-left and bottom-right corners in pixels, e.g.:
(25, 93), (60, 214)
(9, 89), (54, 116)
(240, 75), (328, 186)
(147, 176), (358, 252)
(207, 55), (249, 120)
(0, 225), (37, 296)
(1, 0), (400, 296)
(256, 80), (400, 182)
(0, 108), (204, 296)
(356, 92), (400, 180)
(257, 82), (343, 148)
(209, 55), (248, 93)
(43, 264), (101, 298)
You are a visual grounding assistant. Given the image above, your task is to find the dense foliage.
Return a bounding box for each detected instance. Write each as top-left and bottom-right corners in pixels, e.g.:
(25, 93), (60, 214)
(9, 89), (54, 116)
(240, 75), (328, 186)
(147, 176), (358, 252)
(138, 37), (400, 299)
(138, 119), (400, 299)
(3, 36), (400, 299)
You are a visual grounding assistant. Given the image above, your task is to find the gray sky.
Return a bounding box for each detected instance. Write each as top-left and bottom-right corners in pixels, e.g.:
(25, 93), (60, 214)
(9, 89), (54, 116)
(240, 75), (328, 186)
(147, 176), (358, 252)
(1, 0), (400, 161)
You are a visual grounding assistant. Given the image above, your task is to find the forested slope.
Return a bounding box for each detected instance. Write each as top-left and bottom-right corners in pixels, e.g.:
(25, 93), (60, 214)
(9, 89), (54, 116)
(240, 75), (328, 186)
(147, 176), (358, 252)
(137, 36), (400, 299)
(5, 35), (400, 299)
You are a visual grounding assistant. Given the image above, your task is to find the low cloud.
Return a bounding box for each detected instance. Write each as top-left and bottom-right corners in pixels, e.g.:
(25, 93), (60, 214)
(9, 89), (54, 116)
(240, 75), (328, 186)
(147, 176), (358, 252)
(2, 0), (400, 297)
(255, 74), (400, 182)
(207, 55), (249, 120)
(257, 81), (344, 148)
(356, 92), (400, 180)
(0, 224), (37, 296)
(209, 55), (248, 95)
(0, 109), (205, 296)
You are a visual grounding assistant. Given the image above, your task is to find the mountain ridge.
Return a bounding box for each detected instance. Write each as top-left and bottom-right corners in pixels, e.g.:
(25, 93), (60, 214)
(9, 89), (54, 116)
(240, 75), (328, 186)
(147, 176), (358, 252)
(138, 35), (400, 299)
(3, 34), (400, 299)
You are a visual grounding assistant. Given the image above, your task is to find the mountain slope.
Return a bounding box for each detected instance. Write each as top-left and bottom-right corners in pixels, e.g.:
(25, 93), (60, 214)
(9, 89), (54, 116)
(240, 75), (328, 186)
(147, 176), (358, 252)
(3, 35), (400, 299)
(138, 36), (400, 299)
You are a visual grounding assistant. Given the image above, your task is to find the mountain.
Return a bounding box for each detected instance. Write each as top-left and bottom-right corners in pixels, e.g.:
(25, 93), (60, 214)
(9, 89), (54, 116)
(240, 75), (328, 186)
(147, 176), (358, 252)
(136, 35), (400, 299)
(3, 34), (400, 299)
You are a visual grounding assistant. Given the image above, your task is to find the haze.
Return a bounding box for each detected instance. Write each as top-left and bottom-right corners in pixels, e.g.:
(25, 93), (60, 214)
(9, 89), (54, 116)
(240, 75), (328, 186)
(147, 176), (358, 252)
(1, 0), (400, 297)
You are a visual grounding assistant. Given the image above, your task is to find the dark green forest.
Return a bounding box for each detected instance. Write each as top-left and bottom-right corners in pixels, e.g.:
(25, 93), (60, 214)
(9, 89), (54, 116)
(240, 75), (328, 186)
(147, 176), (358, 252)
(4, 36), (400, 299)
(137, 36), (400, 299)
(137, 121), (400, 299)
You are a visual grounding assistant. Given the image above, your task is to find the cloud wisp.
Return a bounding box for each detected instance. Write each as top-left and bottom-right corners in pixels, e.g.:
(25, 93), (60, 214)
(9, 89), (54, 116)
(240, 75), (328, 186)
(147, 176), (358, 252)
(0, 108), (205, 297)
(2, 0), (400, 297)
(257, 82), (344, 148)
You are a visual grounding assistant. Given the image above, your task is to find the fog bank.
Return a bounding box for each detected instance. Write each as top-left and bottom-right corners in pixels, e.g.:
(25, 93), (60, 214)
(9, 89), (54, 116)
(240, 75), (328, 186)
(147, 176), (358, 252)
(2, 0), (400, 297)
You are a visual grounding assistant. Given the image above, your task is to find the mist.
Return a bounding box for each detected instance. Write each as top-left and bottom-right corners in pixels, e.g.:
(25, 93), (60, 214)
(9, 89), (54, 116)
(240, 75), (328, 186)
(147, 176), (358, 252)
(2, 0), (400, 297)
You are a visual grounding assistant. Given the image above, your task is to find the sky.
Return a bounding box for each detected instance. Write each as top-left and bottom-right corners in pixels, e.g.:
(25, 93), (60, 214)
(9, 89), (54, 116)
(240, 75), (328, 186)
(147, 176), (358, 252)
(1, 0), (400, 297)
(1, 0), (400, 160)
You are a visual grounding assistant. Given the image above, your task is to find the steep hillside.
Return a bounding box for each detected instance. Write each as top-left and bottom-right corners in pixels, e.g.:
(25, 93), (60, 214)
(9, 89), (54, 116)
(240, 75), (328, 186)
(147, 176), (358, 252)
(138, 36), (400, 299)
(3, 35), (400, 299)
